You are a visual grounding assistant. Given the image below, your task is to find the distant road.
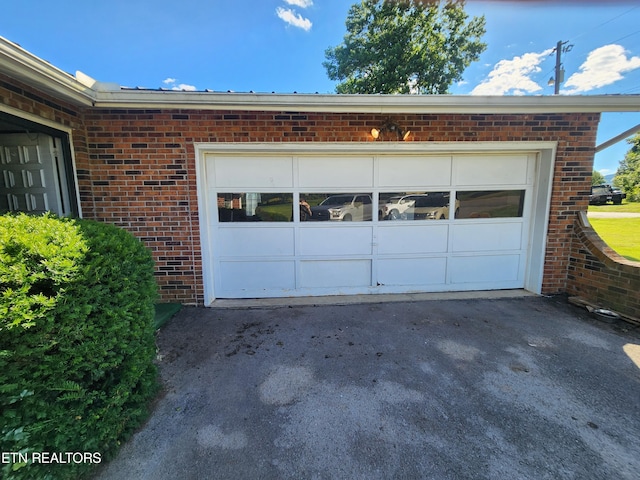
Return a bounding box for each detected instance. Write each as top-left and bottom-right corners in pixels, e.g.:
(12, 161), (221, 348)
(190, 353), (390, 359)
(587, 212), (640, 218)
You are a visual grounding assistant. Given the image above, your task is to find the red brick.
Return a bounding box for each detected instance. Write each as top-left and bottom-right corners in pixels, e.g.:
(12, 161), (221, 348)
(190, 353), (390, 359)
(6, 73), (638, 309)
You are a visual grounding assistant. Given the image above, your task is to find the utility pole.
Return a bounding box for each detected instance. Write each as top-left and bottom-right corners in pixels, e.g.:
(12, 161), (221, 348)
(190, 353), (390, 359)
(550, 40), (573, 95)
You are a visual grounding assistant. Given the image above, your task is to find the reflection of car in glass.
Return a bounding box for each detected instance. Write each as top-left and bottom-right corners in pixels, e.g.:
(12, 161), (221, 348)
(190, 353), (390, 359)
(379, 195), (416, 220)
(311, 194), (372, 221)
(382, 193), (459, 220)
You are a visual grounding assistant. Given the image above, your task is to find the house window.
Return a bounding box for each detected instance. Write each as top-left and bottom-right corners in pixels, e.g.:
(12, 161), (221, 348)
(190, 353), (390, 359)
(379, 192), (453, 221)
(217, 193), (293, 222)
(455, 190), (526, 219)
(301, 193), (373, 222)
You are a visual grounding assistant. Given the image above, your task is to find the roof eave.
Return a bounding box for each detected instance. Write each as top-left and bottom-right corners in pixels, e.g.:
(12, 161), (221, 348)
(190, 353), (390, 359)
(0, 37), (94, 107)
(3, 35), (640, 114)
(92, 89), (640, 114)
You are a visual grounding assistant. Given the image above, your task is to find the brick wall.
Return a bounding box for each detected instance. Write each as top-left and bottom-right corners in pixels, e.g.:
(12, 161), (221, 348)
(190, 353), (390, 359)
(83, 109), (600, 303)
(568, 213), (640, 319)
(1, 76), (603, 305)
(83, 110), (202, 304)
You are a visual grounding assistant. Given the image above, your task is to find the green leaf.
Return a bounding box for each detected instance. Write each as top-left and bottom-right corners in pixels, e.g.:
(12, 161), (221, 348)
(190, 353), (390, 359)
(324, 0), (486, 94)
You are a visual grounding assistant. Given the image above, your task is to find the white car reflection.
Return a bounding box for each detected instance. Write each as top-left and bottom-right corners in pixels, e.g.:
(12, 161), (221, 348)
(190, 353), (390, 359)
(380, 194), (459, 220)
(310, 194), (373, 221)
(379, 195), (416, 220)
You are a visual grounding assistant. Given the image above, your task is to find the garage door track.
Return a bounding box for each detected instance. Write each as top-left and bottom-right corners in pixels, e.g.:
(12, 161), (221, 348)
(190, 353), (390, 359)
(94, 295), (640, 480)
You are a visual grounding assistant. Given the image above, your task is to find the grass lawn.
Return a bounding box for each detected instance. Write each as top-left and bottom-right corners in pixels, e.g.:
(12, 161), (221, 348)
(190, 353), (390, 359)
(588, 202), (640, 214)
(256, 203), (293, 221)
(588, 201), (640, 262)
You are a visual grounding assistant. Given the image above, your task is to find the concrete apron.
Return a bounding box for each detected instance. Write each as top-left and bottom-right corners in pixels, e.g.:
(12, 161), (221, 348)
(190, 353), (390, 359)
(211, 289), (537, 309)
(94, 295), (640, 480)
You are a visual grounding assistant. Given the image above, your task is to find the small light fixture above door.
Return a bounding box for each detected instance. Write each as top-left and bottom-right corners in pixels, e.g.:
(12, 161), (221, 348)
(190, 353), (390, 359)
(370, 119), (411, 141)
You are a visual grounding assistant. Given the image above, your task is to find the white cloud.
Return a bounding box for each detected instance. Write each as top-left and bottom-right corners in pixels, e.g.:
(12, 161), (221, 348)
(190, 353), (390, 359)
(563, 45), (640, 94)
(276, 7), (312, 31)
(284, 0), (313, 7)
(163, 78), (197, 91)
(172, 84), (197, 91)
(470, 49), (553, 96)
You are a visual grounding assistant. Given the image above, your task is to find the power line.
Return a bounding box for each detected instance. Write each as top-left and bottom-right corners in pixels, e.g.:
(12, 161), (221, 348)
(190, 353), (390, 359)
(547, 8), (640, 94)
(609, 29), (640, 45)
(490, 6), (639, 95)
(564, 6), (640, 62)
(568, 5), (640, 44)
(568, 28), (640, 63)
(618, 70), (640, 94)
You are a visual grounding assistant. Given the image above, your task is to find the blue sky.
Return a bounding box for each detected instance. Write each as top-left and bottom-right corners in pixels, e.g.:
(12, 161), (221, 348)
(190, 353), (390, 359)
(2, 0), (640, 176)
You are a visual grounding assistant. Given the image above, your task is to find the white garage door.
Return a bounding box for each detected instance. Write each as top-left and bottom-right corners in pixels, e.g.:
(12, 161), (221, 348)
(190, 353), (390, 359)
(200, 150), (538, 300)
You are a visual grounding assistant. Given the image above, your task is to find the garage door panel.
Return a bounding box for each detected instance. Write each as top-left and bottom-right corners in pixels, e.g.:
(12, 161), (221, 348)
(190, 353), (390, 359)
(454, 154), (529, 186)
(378, 257), (447, 285)
(300, 260), (371, 288)
(202, 151), (537, 299)
(378, 156), (451, 188)
(208, 156), (293, 188)
(299, 226), (373, 255)
(219, 261), (296, 292)
(217, 227), (295, 257)
(377, 224), (448, 254)
(452, 223), (523, 252)
(450, 255), (521, 284)
(298, 157), (373, 188)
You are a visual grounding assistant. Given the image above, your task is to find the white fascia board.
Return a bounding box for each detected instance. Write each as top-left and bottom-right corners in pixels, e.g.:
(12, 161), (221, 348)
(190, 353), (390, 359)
(92, 89), (640, 114)
(0, 37), (94, 106)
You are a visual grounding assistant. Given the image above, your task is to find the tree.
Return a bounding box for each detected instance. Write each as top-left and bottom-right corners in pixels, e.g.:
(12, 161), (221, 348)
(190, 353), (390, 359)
(591, 170), (605, 186)
(613, 133), (640, 202)
(323, 0), (487, 94)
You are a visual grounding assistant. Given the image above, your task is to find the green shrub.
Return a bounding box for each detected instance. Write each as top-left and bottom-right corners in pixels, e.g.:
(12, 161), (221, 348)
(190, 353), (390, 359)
(0, 213), (159, 480)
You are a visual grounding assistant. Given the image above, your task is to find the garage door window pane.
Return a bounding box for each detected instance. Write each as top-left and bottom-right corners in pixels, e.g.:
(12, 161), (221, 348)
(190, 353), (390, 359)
(302, 193), (373, 221)
(218, 193), (293, 222)
(379, 192), (453, 220)
(455, 190), (525, 219)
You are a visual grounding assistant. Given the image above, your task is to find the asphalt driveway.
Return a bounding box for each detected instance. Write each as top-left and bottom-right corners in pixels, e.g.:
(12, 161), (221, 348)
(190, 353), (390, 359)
(94, 295), (640, 480)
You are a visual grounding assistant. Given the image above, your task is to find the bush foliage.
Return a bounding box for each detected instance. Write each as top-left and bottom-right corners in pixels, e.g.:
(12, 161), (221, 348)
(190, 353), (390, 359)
(0, 213), (159, 480)
(614, 133), (640, 202)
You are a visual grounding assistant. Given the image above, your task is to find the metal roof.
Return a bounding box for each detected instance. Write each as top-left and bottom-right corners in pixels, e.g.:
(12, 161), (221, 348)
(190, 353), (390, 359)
(3, 35), (640, 114)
